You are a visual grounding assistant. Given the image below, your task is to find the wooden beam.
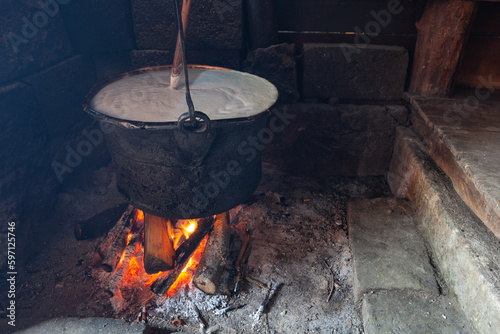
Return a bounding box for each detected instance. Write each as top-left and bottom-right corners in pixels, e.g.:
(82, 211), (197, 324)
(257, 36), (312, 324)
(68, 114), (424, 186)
(409, 0), (478, 97)
(144, 213), (176, 274)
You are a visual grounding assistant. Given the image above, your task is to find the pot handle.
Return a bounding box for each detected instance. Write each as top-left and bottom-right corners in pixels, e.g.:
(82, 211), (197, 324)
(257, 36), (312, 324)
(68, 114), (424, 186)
(175, 111), (215, 163)
(177, 111), (211, 133)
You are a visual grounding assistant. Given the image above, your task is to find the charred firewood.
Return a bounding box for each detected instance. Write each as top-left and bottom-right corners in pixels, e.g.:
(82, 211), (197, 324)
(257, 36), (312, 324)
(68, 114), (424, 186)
(96, 205), (136, 272)
(193, 212), (231, 294)
(144, 213), (176, 274)
(233, 231), (251, 293)
(253, 281), (281, 324)
(74, 203), (129, 240)
(213, 303), (246, 316)
(192, 304), (207, 329)
(150, 216), (215, 296)
(245, 276), (266, 289)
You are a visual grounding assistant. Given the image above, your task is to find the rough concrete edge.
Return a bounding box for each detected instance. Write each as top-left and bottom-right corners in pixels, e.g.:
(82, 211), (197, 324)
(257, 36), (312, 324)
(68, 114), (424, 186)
(387, 127), (500, 334)
(408, 94), (500, 239)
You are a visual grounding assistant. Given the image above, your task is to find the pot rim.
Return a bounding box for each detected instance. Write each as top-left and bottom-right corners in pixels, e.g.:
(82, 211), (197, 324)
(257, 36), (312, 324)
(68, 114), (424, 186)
(83, 64), (276, 130)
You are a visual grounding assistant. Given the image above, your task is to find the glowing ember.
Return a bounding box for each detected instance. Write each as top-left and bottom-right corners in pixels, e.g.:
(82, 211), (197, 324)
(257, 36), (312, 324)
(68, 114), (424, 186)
(127, 256), (140, 276)
(145, 271), (163, 287)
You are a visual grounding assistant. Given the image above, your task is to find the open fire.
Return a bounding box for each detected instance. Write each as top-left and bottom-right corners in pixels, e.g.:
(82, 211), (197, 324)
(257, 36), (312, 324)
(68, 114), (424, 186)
(92, 206), (240, 314)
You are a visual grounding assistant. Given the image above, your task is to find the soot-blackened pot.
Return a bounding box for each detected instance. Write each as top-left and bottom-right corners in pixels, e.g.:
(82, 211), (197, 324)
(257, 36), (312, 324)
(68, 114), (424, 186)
(84, 65), (276, 219)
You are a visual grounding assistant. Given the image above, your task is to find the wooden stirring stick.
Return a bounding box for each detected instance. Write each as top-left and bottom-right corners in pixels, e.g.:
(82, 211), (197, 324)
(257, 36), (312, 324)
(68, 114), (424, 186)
(170, 0), (193, 89)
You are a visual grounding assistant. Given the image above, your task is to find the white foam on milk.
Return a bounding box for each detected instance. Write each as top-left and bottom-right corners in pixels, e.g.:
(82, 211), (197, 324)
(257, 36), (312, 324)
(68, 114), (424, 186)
(90, 68), (278, 122)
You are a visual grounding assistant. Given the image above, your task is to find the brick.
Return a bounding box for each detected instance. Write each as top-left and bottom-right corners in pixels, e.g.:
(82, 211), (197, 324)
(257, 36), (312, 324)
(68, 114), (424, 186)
(0, 0), (73, 84)
(303, 43), (408, 100)
(263, 103), (400, 176)
(132, 0), (242, 51)
(60, 0), (134, 53)
(348, 198), (439, 301)
(93, 52), (133, 81)
(243, 43), (298, 103)
(0, 82), (47, 176)
(22, 55), (97, 137)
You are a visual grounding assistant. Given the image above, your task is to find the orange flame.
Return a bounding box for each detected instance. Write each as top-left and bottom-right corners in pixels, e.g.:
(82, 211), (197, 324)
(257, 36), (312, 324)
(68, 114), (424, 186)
(136, 209), (144, 222)
(110, 210), (208, 299)
(127, 256), (140, 276)
(184, 220), (197, 235)
(172, 219), (198, 249)
(116, 233), (134, 270)
(166, 236), (207, 296)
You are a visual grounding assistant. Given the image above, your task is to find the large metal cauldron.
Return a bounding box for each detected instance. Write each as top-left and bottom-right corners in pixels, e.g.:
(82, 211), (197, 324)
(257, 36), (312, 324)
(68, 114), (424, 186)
(84, 65), (277, 219)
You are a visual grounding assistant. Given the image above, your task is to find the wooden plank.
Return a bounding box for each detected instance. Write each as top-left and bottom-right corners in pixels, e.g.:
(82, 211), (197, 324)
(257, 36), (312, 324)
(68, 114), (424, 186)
(144, 213), (175, 274)
(409, 0), (478, 97)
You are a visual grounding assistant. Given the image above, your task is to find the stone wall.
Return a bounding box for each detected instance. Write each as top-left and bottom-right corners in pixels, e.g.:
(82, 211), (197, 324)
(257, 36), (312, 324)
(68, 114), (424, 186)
(244, 43), (410, 176)
(262, 103), (410, 176)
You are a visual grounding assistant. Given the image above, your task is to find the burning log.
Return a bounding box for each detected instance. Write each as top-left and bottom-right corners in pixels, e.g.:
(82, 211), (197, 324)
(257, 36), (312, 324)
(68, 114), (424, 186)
(150, 216), (215, 296)
(74, 203), (129, 240)
(144, 213), (176, 274)
(105, 221), (145, 297)
(175, 217), (214, 263)
(96, 205), (136, 272)
(193, 212), (231, 294)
